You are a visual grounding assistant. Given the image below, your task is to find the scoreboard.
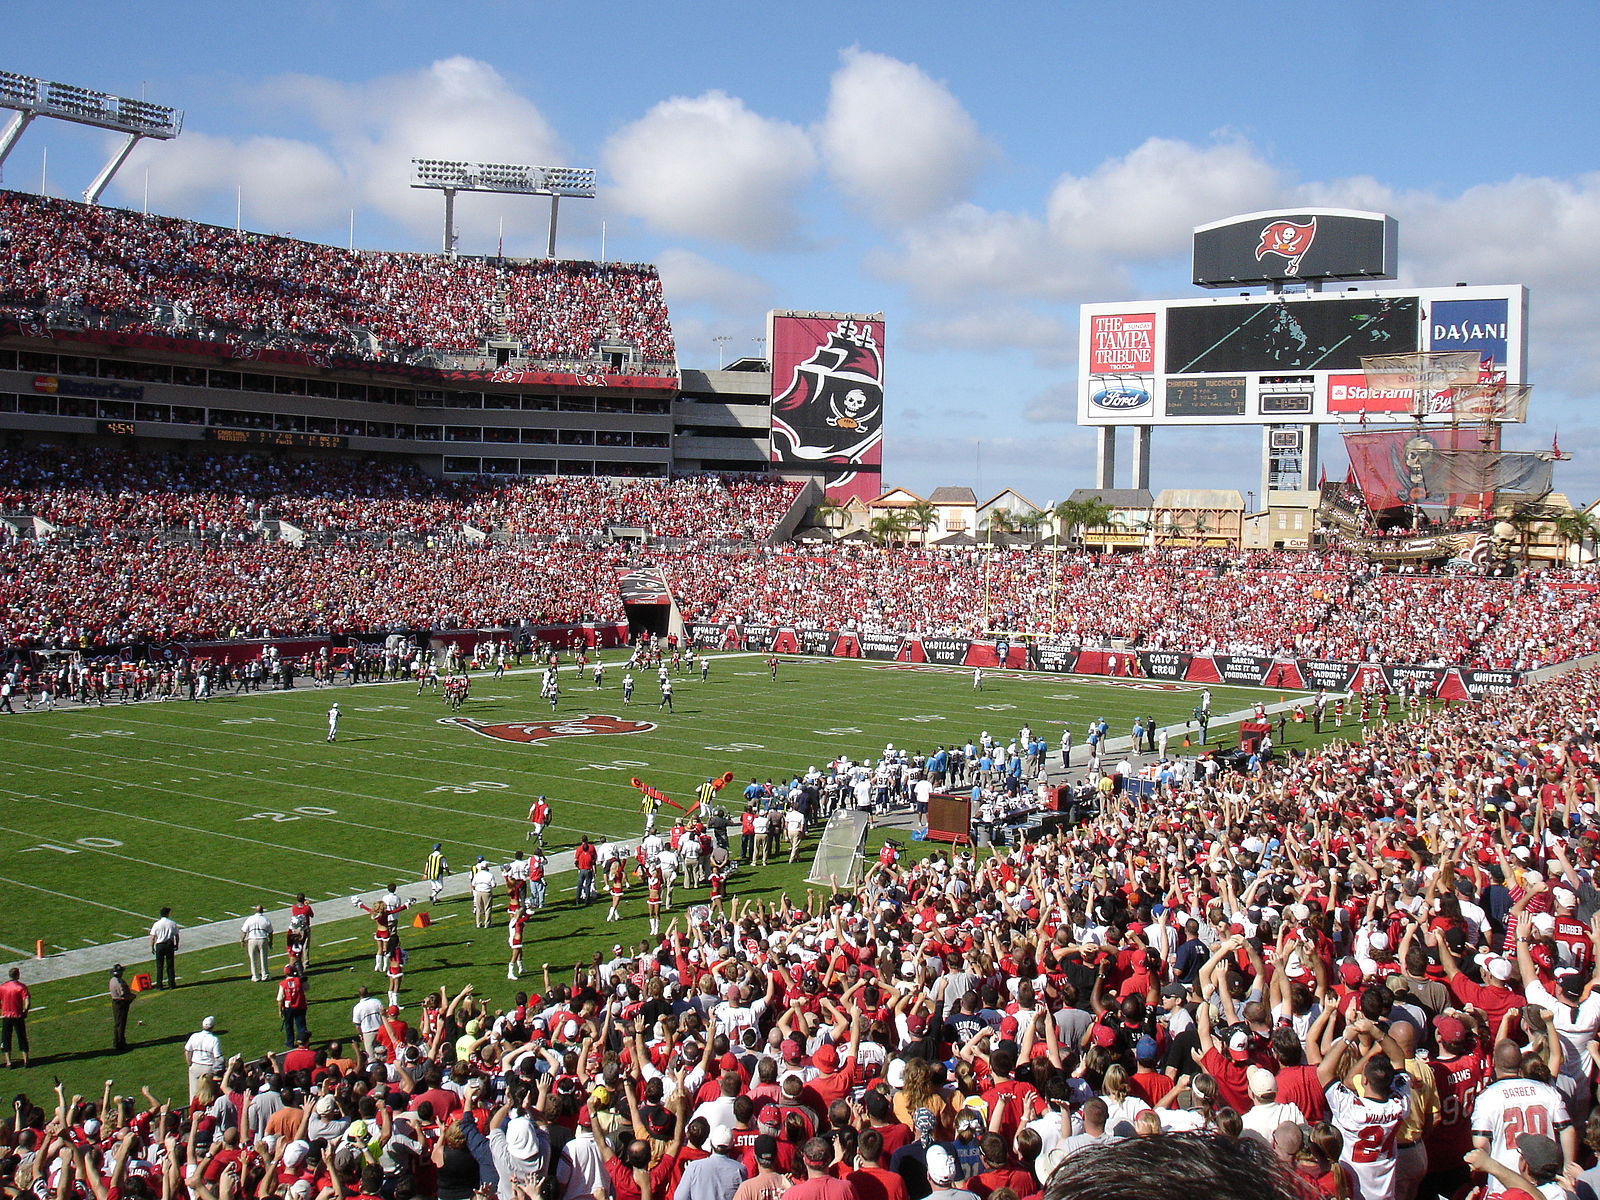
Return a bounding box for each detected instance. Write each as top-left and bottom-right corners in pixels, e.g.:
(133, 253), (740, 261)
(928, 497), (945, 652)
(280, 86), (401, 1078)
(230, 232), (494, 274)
(1078, 284), (1526, 427)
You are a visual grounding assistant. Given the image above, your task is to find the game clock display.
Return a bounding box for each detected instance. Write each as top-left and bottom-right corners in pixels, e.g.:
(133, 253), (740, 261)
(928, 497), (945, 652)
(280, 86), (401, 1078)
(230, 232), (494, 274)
(95, 419), (137, 437)
(204, 428), (349, 449)
(1164, 377), (1247, 417)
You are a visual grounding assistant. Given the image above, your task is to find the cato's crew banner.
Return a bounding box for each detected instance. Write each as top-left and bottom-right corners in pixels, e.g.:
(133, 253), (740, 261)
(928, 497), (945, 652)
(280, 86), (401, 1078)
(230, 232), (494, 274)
(768, 311), (885, 504)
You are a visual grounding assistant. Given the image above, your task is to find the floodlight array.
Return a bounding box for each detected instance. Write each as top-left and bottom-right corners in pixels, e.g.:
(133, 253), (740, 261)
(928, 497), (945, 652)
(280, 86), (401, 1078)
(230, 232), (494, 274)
(0, 70), (181, 138)
(411, 158), (595, 197)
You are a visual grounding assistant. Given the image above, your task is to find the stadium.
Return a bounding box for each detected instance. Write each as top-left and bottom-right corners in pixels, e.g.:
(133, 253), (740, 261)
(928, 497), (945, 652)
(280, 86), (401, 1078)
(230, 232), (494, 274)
(1, 55), (1598, 1200)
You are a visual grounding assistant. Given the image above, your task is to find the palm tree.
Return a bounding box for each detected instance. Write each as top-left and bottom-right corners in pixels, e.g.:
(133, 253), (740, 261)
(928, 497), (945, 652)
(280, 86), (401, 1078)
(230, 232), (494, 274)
(867, 511), (912, 547)
(1052, 497), (1113, 547)
(1012, 510), (1049, 542)
(982, 509), (1018, 541)
(1190, 514), (1213, 545)
(1504, 505), (1540, 567)
(814, 500), (846, 531)
(1050, 499), (1083, 546)
(1552, 509), (1599, 566)
(1161, 519), (1188, 546)
(904, 500), (940, 546)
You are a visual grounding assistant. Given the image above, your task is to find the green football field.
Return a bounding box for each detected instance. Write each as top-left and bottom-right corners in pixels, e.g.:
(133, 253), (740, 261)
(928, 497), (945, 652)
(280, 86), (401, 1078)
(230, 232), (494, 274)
(0, 653), (1299, 954)
(0, 652), (1309, 1095)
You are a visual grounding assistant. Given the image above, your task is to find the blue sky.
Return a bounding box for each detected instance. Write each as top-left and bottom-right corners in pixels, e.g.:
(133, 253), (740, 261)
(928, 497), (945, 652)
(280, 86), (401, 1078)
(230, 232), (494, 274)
(8, 1), (1600, 505)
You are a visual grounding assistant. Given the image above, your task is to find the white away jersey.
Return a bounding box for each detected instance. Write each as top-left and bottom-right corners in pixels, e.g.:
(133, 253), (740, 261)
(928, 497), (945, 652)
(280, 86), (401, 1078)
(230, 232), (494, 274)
(1471, 1077), (1570, 1196)
(1327, 1075), (1412, 1200)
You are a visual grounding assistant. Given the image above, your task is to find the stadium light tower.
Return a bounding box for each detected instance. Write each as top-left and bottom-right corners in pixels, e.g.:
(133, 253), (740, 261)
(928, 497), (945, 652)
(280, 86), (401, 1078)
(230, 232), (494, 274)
(410, 158), (596, 258)
(0, 70), (182, 204)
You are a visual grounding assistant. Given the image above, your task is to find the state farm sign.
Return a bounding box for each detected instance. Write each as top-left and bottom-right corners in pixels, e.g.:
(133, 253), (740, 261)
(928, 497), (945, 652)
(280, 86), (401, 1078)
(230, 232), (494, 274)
(1327, 373), (1411, 414)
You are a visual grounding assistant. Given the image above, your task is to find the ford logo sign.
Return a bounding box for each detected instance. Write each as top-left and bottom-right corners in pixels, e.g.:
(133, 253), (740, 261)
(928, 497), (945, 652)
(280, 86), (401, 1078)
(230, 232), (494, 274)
(1091, 387), (1149, 410)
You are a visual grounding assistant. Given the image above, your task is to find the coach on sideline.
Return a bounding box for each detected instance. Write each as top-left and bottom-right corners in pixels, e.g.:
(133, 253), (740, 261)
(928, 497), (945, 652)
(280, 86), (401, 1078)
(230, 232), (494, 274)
(149, 906), (179, 989)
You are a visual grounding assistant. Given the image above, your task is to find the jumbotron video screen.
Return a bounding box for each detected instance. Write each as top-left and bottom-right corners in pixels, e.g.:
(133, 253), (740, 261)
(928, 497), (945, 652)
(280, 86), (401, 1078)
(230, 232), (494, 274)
(1164, 294), (1420, 374)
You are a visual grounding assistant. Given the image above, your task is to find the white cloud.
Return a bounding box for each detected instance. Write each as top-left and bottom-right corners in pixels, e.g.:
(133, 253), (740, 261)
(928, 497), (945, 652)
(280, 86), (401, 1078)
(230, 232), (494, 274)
(1023, 381), (1078, 424)
(124, 131), (346, 232)
(870, 204), (1068, 302)
(819, 48), (991, 225)
(117, 58), (568, 251)
(1046, 137), (1282, 259)
(654, 247), (773, 313)
(602, 91), (816, 251)
(874, 136), (1286, 305)
(905, 306), (1074, 359)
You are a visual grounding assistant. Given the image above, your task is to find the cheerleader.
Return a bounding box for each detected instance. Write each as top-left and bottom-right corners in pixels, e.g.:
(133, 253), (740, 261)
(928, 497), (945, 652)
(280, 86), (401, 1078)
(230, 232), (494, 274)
(605, 856), (627, 922)
(1333, 696), (1346, 728)
(507, 901), (528, 980)
(385, 936), (407, 1009)
(707, 865), (729, 919)
(646, 866), (663, 936)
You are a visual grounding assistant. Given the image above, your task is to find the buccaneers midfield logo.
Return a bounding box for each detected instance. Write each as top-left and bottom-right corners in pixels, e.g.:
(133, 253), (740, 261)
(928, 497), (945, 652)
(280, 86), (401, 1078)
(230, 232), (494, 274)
(439, 714), (657, 742)
(771, 320), (884, 478)
(1255, 217), (1317, 276)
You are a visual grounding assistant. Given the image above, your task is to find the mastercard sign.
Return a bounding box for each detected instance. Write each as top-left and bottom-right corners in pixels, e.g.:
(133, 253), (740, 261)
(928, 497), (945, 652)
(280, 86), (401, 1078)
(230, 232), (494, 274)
(32, 375), (59, 394)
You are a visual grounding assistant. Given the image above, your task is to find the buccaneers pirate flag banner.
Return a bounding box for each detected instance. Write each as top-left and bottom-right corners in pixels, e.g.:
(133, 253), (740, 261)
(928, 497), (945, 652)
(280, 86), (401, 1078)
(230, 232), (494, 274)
(768, 311), (885, 503)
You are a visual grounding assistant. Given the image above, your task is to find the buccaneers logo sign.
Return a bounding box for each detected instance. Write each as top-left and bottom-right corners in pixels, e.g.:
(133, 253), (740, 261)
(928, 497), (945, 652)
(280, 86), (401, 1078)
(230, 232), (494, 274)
(439, 714), (657, 742)
(1255, 218), (1317, 276)
(770, 316), (884, 498)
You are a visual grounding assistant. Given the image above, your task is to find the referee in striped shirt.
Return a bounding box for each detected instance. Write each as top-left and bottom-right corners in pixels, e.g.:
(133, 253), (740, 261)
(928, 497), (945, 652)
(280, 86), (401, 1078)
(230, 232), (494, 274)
(424, 844), (450, 903)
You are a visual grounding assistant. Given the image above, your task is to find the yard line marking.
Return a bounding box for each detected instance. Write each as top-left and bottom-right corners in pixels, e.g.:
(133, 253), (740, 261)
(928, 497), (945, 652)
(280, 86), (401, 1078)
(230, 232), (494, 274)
(322, 936), (358, 946)
(0, 941), (30, 956)
(13, 721), (556, 848)
(0, 777), (414, 876)
(0, 874), (149, 917)
(0, 816), (302, 902)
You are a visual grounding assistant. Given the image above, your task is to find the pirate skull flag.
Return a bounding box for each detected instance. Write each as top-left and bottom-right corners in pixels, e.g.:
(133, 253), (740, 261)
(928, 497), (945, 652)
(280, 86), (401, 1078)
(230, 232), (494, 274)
(769, 313), (885, 502)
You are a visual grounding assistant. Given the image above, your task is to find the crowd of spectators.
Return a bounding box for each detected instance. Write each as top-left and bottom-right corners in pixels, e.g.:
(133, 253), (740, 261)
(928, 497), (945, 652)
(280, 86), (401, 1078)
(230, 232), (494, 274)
(676, 546), (1599, 672)
(0, 448), (800, 541)
(0, 191), (675, 364)
(0, 446), (1595, 668)
(12, 663), (1600, 1200)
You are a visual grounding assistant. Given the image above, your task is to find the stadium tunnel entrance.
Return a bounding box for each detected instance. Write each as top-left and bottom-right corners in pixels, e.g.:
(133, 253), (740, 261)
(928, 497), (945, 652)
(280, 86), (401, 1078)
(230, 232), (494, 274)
(618, 567), (682, 641)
